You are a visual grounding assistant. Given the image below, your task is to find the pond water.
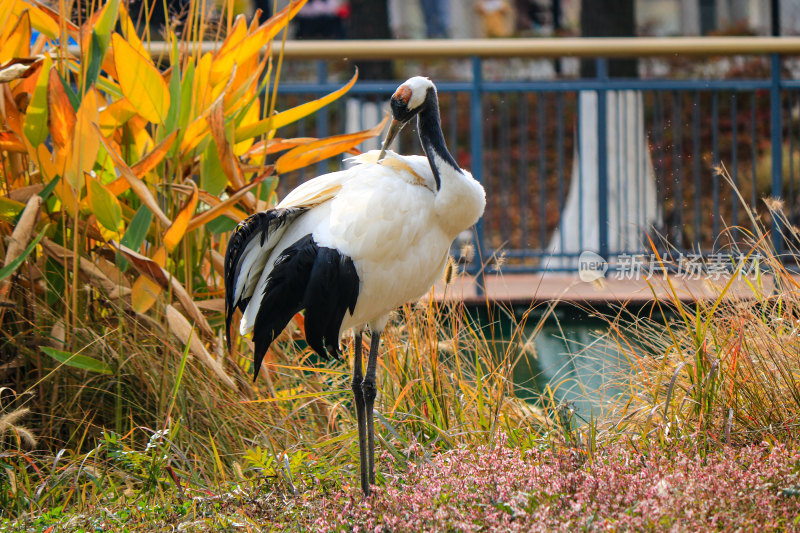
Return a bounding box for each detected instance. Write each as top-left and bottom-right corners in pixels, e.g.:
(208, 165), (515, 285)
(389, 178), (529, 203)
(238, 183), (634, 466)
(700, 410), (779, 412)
(467, 304), (659, 421)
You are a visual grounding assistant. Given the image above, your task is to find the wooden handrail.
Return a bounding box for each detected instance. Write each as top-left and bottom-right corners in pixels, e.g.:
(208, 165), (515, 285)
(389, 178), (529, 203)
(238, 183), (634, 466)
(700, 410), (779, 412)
(131, 37), (800, 59)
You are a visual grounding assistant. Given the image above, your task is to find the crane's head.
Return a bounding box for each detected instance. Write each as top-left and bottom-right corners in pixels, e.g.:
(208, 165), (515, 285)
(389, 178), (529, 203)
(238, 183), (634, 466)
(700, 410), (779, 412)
(379, 76), (436, 160)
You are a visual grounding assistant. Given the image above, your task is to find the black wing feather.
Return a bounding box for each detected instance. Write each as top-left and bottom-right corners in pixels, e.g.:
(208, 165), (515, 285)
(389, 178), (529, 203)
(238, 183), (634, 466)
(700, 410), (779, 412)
(224, 207), (306, 349)
(249, 234), (360, 380)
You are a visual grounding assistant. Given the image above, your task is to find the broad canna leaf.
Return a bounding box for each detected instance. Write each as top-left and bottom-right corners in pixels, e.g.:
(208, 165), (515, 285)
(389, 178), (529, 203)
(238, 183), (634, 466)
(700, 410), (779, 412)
(47, 68), (76, 149)
(67, 87), (100, 187)
(86, 173), (123, 235)
(236, 70), (357, 142)
(112, 33), (169, 124)
(163, 180), (199, 253)
(275, 115), (388, 174)
(22, 54), (51, 147)
(0, 11), (31, 63)
(40, 346), (112, 375)
(7, 0), (62, 40)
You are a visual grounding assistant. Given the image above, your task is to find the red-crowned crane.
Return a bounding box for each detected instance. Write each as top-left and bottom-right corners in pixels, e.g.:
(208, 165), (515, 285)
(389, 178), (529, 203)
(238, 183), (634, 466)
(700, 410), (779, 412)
(224, 76), (485, 496)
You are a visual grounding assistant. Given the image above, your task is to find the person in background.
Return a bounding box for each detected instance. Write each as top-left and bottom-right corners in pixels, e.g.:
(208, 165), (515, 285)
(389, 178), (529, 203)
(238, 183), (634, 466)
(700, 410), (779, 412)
(476, 0), (515, 37)
(294, 0), (350, 39)
(419, 0), (449, 38)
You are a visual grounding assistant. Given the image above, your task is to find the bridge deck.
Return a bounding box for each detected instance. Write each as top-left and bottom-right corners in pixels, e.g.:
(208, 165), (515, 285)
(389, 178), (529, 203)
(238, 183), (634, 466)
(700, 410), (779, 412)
(433, 273), (792, 305)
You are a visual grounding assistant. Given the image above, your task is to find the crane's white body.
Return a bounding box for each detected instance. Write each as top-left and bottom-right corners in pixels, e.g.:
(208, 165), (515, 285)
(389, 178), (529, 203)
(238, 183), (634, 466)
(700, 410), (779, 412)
(238, 149), (485, 337)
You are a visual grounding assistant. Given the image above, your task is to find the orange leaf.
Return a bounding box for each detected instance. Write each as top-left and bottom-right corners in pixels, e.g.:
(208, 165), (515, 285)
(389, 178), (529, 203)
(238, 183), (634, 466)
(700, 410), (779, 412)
(130, 130), (178, 177)
(0, 131), (25, 152)
(275, 115), (388, 174)
(208, 98), (244, 189)
(47, 68), (76, 149)
(186, 170), (273, 232)
(131, 274), (161, 313)
(163, 180), (199, 253)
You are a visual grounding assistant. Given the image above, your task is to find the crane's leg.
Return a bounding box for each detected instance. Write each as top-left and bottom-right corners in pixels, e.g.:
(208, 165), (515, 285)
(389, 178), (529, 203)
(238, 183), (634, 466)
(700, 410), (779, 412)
(351, 330), (369, 495)
(362, 330), (382, 488)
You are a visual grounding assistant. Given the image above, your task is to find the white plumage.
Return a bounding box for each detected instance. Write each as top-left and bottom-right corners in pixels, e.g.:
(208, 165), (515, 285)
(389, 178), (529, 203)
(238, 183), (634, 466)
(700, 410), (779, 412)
(236, 150), (484, 338)
(224, 76), (485, 496)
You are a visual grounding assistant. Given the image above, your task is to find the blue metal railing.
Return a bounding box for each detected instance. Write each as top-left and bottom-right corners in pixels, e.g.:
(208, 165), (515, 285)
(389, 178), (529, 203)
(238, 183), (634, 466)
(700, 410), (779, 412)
(270, 50), (800, 275)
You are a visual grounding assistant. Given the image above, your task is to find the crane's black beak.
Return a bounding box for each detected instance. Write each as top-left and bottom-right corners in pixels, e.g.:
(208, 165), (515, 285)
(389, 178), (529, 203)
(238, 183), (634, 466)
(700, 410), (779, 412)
(378, 119), (403, 161)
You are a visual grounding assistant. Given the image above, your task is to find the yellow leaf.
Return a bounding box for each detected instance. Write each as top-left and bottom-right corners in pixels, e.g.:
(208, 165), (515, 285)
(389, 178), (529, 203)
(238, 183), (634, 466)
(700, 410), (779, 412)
(0, 11), (30, 63)
(234, 99), (261, 155)
(131, 274), (160, 313)
(163, 180), (198, 253)
(6, 0), (60, 40)
(67, 87), (100, 187)
(275, 115), (388, 174)
(112, 33), (169, 124)
(117, 3), (148, 58)
(237, 70), (357, 141)
(54, 174), (81, 218)
(98, 97), (137, 135)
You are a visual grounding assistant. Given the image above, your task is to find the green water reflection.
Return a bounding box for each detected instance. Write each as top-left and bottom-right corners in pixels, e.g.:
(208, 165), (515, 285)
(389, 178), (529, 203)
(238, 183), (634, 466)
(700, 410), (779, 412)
(468, 304), (644, 420)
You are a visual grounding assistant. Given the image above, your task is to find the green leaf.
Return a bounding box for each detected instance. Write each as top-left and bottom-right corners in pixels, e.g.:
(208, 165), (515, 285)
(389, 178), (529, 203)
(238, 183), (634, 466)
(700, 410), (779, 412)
(0, 227), (47, 282)
(39, 175), (60, 202)
(83, 33), (104, 95)
(57, 70), (79, 111)
(87, 177), (123, 234)
(121, 205), (152, 250)
(118, 205), (152, 271)
(40, 346), (112, 375)
(165, 40), (182, 133)
(23, 56), (51, 147)
(206, 215), (237, 235)
(201, 141), (227, 197)
(0, 197), (25, 223)
(93, 0), (119, 50)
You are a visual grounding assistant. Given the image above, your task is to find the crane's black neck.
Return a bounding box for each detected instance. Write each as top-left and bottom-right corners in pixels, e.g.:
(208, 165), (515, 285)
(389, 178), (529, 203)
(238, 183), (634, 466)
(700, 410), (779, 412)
(417, 89), (462, 191)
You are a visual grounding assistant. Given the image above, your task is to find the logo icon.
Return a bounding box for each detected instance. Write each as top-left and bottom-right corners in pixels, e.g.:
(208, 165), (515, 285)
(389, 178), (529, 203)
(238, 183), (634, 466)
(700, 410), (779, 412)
(578, 251), (608, 282)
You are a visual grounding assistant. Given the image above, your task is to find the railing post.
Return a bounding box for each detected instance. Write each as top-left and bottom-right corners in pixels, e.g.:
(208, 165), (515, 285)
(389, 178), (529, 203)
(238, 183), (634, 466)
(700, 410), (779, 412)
(470, 56), (487, 296)
(770, 53), (783, 254)
(596, 57), (609, 262)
